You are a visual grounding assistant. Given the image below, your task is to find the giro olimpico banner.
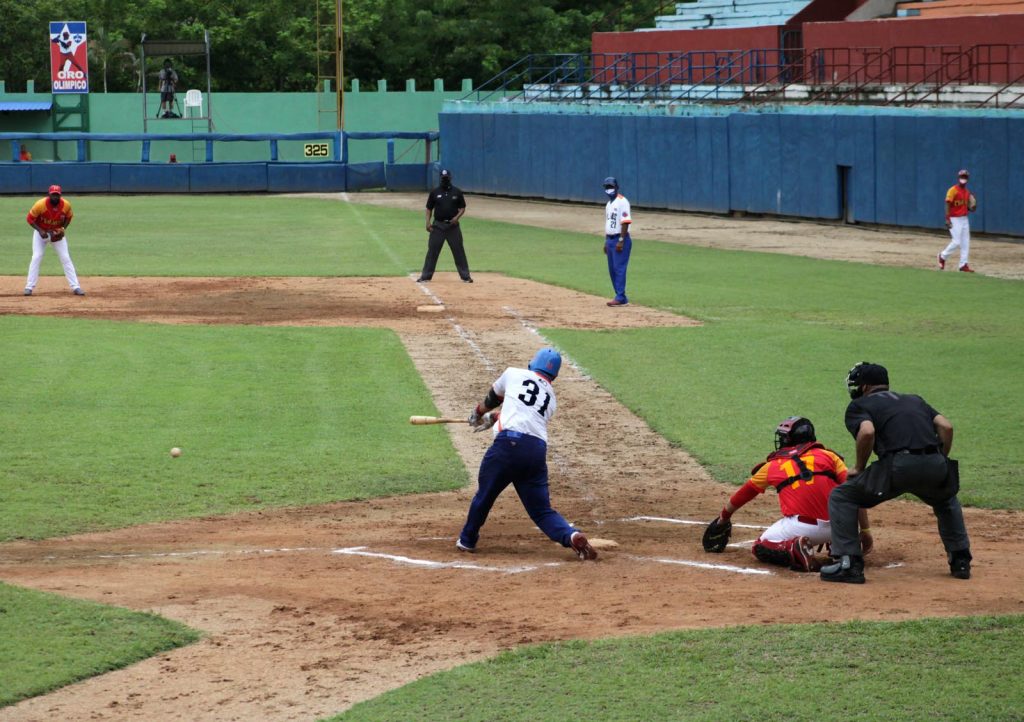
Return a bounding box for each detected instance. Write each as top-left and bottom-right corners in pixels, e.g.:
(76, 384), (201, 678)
(49, 21), (89, 93)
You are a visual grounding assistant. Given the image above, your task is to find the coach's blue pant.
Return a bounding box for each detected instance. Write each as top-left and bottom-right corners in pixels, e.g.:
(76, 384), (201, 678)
(458, 431), (576, 549)
(605, 233), (632, 303)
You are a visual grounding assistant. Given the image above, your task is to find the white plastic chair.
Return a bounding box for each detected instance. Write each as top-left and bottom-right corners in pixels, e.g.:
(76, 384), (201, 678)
(183, 89), (203, 118)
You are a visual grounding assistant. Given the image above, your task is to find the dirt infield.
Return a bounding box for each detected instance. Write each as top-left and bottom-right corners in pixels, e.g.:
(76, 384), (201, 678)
(1, 201), (1023, 721)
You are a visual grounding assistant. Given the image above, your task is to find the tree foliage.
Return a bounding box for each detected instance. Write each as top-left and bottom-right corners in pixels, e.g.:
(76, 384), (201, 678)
(0, 0), (666, 92)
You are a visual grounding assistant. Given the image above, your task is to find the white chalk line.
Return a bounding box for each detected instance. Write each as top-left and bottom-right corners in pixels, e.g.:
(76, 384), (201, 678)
(629, 554), (774, 576)
(346, 203), (408, 272)
(42, 547), (323, 562)
(333, 546), (559, 574)
(623, 515), (768, 531)
(502, 305), (592, 381)
(412, 281), (497, 372)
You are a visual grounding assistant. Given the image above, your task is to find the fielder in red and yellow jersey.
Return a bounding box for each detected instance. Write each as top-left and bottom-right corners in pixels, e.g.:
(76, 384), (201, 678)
(24, 184), (84, 296)
(713, 416), (870, 572)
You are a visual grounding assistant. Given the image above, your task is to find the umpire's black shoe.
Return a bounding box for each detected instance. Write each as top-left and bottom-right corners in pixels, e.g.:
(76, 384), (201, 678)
(461, 277), (474, 283)
(949, 550), (972, 579)
(820, 554), (865, 584)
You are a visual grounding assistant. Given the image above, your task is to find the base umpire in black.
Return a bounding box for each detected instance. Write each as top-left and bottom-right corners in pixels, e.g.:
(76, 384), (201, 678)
(821, 362), (972, 584)
(417, 168), (472, 283)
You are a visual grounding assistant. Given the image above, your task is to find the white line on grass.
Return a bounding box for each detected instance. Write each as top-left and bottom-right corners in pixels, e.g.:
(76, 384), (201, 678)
(333, 546), (559, 574)
(346, 202), (408, 272)
(630, 554), (774, 576)
(623, 515), (768, 531)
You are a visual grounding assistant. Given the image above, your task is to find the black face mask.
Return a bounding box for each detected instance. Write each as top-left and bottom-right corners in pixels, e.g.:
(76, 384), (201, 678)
(440, 177), (452, 189)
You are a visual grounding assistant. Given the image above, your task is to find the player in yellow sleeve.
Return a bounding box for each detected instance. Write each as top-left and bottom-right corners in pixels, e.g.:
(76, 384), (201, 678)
(24, 184), (84, 296)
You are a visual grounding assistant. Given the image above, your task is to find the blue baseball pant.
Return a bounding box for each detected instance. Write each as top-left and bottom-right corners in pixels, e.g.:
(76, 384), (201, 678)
(605, 232), (632, 303)
(458, 431), (576, 549)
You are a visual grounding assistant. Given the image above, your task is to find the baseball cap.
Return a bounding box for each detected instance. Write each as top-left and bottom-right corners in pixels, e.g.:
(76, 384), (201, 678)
(48, 184), (62, 195)
(440, 169), (451, 178)
(958, 169), (970, 178)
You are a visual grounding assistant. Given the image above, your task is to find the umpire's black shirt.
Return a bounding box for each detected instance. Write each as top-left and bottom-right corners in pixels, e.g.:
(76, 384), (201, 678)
(426, 185), (466, 223)
(845, 390), (942, 458)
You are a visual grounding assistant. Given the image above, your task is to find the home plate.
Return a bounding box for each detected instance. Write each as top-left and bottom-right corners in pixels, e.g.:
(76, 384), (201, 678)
(589, 538), (619, 550)
(417, 305), (445, 313)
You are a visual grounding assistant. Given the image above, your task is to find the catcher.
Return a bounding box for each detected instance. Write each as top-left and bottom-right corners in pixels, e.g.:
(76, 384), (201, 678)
(702, 416), (871, 572)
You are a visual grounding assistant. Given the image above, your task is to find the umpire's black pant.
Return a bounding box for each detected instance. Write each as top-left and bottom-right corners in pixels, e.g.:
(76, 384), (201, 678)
(420, 223), (471, 280)
(829, 451), (970, 557)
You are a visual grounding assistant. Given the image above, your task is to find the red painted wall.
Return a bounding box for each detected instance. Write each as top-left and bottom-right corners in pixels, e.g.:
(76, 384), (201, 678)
(804, 15), (1024, 49)
(592, 27), (778, 55)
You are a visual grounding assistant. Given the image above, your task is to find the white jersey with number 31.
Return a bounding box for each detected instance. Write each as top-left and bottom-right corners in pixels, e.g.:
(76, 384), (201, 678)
(492, 367), (557, 443)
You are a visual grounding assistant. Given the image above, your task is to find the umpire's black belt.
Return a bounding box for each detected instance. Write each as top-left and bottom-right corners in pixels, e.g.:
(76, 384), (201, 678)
(883, 445), (941, 458)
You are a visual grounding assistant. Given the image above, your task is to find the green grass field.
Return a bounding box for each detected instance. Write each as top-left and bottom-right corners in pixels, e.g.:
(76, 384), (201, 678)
(0, 582), (199, 707)
(334, 615), (1024, 722)
(1, 194), (1021, 715)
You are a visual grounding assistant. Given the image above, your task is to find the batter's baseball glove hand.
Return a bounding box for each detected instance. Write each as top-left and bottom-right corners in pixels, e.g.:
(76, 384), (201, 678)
(473, 411), (498, 433)
(467, 406), (482, 427)
(968, 193), (977, 212)
(702, 517), (732, 553)
(50, 228), (65, 242)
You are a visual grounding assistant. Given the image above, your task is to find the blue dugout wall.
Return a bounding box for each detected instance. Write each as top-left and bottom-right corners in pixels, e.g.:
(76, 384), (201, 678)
(440, 110), (1024, 236)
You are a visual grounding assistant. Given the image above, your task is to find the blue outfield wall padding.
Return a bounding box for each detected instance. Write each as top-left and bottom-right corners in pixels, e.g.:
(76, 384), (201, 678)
(440, 109), (1024, 236)
(109, 164), (190, 193)
(29, 162), (110, 193)
(346, 162), (386, 191)
(267, 163), (346, 192)
(386, 163), (428, 192)
(189, 163), (268, 193)
(0, 163), (34, 193)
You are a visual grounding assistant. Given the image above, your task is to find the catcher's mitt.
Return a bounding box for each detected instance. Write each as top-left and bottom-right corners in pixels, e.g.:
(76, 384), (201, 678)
(968, 193), (977, 212)
(50, 228), (65, 241)
(702, 517), (732, 553)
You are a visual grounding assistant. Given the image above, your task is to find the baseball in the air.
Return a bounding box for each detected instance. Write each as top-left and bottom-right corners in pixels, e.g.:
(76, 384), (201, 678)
(170, 447), (182, 458)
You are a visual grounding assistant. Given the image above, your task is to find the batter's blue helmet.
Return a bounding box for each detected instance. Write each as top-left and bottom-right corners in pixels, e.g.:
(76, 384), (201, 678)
(603, 176), (619, 189)
(528, 348), (562, 380)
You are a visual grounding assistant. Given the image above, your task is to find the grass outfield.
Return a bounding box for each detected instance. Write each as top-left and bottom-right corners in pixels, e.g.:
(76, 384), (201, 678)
(1, 195), (1020, 507)
(0, 316), (466, 540)
(0, 582), (198, 707)
(333, 615), (1024, 721)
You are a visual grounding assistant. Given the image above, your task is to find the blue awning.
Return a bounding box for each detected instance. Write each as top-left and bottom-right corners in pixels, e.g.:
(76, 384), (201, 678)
(0, 101), (53, 112)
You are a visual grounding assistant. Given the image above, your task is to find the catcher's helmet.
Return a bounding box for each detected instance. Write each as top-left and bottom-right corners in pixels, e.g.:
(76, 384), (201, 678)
(528, 347), (562, 380)
(846, 362), (889, 399)
(603, 176), (618, 190)
(775, 416), (816, 450)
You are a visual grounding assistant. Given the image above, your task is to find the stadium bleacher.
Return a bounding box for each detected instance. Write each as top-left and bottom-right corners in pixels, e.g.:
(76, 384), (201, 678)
(651, 0), (814, 30)
(896, 0), (1024, 17)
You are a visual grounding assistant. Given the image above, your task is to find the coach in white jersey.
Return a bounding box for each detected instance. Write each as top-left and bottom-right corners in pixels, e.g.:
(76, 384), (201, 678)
(457, 348), (598, 560)
(602, 176), (632, 306)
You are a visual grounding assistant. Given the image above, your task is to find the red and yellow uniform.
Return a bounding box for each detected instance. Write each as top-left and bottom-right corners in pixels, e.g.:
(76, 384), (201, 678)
(945, 184), (970, 218)
(731, 443), (848, 522)
(27, 197), (73, 233)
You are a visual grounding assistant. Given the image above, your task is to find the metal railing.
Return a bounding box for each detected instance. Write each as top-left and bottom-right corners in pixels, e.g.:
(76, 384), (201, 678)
(461, 45), (1024, 108)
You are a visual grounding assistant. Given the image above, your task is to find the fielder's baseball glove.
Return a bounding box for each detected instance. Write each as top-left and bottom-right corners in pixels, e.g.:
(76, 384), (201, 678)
(50, 228), (65, 241)
(702, 517), (732, 553)
(968, 193), (977, 212)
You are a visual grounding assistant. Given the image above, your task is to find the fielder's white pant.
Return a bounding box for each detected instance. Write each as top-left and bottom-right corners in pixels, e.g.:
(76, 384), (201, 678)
(941, 216), (970, 269)
(26, 230), (80, 291)
(759, 515), (831, 547)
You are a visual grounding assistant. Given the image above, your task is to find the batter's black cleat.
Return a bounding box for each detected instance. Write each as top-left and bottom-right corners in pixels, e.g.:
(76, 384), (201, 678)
(455, 539), (475, 553)
(570, 531), (598, 561)
(949, 550), (972, 579)
(820, 554), (865, 584)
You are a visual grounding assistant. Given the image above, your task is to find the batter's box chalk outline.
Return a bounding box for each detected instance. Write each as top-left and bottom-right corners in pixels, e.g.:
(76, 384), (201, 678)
(623, 515), (768, 531)
(630, 554), (774, 576)
(333, 546), (562, 574)
(884, 562), (905, 569)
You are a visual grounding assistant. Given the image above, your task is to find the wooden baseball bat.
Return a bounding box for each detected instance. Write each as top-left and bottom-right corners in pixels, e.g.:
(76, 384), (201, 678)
(409, 415), (467, 425)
